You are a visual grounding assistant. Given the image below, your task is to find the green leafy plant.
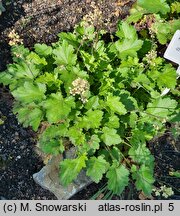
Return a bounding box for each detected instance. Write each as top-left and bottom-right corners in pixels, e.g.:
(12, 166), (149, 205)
(127, 0), (180, 44)
(0, 0), (179, 197)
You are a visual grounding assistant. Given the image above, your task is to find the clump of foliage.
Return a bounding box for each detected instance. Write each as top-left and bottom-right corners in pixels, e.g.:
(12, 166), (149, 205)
(0, 0), (179, 196)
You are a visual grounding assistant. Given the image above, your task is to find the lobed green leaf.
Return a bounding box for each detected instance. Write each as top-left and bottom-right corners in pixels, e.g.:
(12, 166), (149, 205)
(59, 154), (87, 186)
(101, 127), (121, 146)
(42, 93), (75, 123)
(53, 40), (77, 66)
(86, 156), (108, 183)
(12, 82), (46, 104)
(106, 161), (129, 194)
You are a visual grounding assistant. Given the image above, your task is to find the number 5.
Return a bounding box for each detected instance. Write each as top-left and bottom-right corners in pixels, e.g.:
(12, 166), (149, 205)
(168, 203), (174, 211)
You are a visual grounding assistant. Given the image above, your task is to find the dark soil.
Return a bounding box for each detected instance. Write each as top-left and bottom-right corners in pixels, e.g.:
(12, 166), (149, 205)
(0, 0), (180, 200)
(0, 0), (135, 71)
(150, 134), (180, 200)
(0, 87), (57, 199)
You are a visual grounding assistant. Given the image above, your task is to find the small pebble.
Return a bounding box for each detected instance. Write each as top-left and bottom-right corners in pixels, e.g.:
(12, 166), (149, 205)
(16, 155), (21, 160)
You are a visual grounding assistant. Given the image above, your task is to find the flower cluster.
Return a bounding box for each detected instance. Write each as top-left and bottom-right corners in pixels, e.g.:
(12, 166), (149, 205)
(82, 1), (110, 32)
(8, 29), (23, 46)
(134, 15), (157, 39)
(144, 50), (157, 66)
(83, 2), (103, 28)
(70, 78), (89, 103)
(153, 185), (174, 198)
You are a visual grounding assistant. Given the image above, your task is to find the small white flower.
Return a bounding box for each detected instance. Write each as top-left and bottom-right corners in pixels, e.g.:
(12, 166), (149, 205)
(70, 78), (89, 103)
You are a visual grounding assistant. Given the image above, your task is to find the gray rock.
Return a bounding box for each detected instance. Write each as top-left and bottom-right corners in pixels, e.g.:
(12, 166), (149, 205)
(33, 153), (92, 200)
